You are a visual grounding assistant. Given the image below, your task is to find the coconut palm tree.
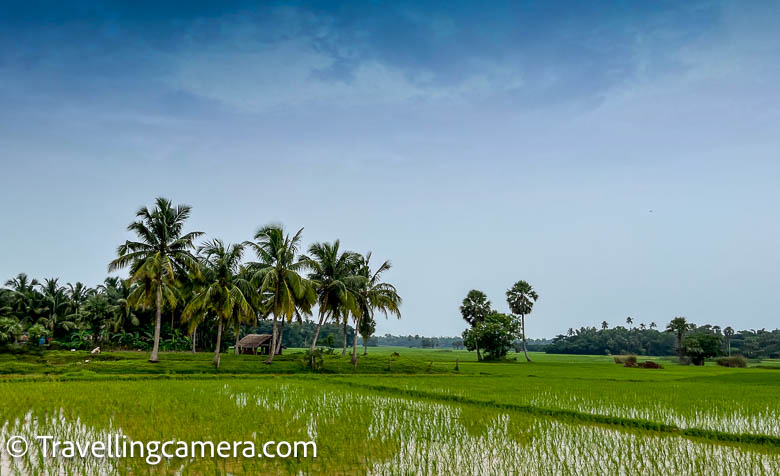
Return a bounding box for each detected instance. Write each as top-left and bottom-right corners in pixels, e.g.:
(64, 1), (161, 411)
(0, 289), (14, 319)
(108, 197), (203, 363)
(38, 278), (75, 338)
(98, 277), (140, 333)
(80, 291), (114, 345)
(506, 280), (538, 362)
(601, 321), (608, 330)
(299, 240), (362, 352)
(5, 273), (38, 294)
(626, 316), (633, 329)
(66, 282), (90, 318)
(350, 252), (401, 367)
(5, 273), (43, 324)
(244, 225), (316, 364)
(182, 240), (253, 368)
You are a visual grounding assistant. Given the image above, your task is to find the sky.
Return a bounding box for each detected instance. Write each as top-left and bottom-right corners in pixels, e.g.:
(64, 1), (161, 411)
(1, 1), (779, 338)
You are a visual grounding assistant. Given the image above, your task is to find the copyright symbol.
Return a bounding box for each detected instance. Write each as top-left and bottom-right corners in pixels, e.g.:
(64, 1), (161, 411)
(6, 436), (28, 457)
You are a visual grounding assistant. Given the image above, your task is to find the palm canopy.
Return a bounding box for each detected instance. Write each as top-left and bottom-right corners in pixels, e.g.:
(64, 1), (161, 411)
(299, 240), (363, 321)
(356, 252), (401, 322)
(349, 252), (401, 366)
(5, 273), (39, 295)
(108, 197), (202, 294)
(244, 225), (315, 321)
(182, 240), (253, 323)
(460, 290), (492, 327)
(666, 316), (690, 334)
(98, 277), (140, 332)
(38, 278), (75, 336)
(506, 281), (538, 316)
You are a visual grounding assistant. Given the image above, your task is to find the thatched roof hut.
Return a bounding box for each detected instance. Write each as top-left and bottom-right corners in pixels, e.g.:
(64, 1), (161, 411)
(236, 334), (280, 355)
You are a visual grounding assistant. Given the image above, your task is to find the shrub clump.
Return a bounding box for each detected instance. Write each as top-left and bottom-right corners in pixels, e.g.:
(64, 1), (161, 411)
(614, 354), (637, 367)
(716, 356), (747, 368)
(303, 349), (324, 370)
(639, 361), (663, 369)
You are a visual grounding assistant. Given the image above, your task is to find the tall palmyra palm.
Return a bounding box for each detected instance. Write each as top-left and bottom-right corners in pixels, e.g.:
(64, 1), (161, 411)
(182, 240), (253, 368)
(245, 225), (315, 363)
(506, 280), (538, 362)
(350, 252), (401, 367)
(108, 197), (202, 362)
(723, 326), (735, 356)
(665, 316), (690, 357)
(299, 240), (362, 352)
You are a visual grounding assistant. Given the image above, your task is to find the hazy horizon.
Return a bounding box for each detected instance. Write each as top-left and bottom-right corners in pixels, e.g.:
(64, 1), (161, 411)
(2, 1), (780, 338)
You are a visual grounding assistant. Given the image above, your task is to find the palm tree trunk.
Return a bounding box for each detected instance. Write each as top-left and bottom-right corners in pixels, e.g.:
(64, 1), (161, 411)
(342, 319), (348, 356)
(149, 284), (163, 363)
(310, 310), (328, 351)
(677, 334), (683, 357)
(351, 315), (361, 367)
(522, 314), (531, 362)
(234, 324), (240, 355)
(265, 315), (278, 364)
(191, 325), (197, 353)
(476, 346), (482, 361)
(213, 319), (223, 368)
(276, 319), (285, 354)
(363, 336), (368, 356)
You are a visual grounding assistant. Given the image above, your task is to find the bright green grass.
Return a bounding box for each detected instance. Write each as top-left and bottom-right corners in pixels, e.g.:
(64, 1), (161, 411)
(1, 348), (779, 474)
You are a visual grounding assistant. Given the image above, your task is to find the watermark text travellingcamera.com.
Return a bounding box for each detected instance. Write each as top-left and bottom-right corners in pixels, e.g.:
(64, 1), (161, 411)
(4, 434), (317, 465)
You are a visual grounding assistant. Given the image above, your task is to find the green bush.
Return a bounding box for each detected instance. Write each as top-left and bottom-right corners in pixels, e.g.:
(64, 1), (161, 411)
(716, 356), (747, 368)
(614, 354), (637, 366)
(303, 349), (324, 370)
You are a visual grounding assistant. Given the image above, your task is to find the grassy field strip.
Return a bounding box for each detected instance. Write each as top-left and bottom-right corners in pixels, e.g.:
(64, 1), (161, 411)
(331, 379), (780, 448)
(322, 369), (780, 437)
(2, 379), (779, 475)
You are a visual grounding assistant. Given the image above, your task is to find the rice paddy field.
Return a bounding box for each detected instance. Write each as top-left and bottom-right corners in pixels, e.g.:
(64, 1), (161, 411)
(1, 348), (779, 475)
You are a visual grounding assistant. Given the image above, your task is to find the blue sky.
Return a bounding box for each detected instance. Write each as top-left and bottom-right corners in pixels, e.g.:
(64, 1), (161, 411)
(1, 1), (779, 337)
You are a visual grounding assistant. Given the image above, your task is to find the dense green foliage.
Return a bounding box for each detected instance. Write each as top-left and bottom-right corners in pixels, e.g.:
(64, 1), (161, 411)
(546, 321), (780, 359)
(0, 198), (401, 369)
(682, 332), (723, 365)
(462, 312), (518, 360)
(460, 284), (538, 361)
(546, 326), (677, 355)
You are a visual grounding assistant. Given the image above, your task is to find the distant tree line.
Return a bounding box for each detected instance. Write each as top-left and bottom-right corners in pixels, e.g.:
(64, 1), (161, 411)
(0, 277), (362, 351)
(546, 316), (780, 361)
(364, 334), (463, 348)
